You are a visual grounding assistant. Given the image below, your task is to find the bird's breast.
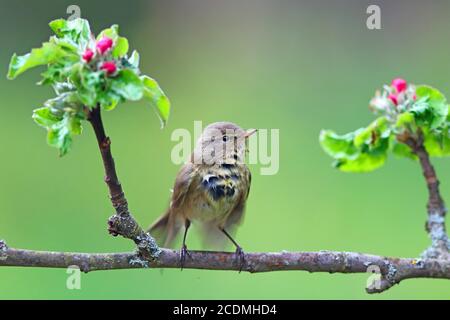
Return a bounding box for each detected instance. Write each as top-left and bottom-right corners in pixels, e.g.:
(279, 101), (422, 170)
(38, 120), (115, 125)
(190, 164), (246, 222)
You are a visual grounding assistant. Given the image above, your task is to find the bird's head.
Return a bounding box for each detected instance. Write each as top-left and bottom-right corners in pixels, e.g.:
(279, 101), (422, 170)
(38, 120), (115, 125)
(193, 122), (257, 165)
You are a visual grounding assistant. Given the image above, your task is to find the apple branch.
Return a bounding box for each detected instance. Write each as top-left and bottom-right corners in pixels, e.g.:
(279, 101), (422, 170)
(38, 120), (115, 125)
(399, 129), (450, 259)
(87, 106), (160, 260)
(1, 240), (449, 294)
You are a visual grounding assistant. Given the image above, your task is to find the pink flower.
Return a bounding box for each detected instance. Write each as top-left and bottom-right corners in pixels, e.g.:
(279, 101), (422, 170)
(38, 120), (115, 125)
(96, 37), (113, 54)
(391, 78), (408, 93)
(82, 48), (94, 62)
(388, 94), (398, 106)
(101, 61), (117, 75)
(412, 93), (417, 101)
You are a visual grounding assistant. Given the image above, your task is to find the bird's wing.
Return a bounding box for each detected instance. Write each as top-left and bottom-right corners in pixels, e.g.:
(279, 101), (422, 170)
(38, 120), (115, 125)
(171, 161), (196, 210)
(225, 165), (251, 228)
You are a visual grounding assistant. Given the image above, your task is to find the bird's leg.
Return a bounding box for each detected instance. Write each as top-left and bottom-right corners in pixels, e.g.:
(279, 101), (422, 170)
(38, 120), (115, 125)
(180, 219), (191, 270)
(220, 228), (245, 272)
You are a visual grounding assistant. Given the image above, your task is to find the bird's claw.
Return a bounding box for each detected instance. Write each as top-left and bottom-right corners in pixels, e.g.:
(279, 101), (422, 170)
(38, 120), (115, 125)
(235, 246), (245, 272)
(179, 244), (191, 270)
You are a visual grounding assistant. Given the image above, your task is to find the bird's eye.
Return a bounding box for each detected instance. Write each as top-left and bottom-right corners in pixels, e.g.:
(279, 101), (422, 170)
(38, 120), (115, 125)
(222, 135), (229, 142)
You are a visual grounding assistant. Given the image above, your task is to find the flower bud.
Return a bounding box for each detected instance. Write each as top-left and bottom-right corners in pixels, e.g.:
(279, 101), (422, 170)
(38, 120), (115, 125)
(101, 61), (117, 75)
(388, 94), (398, 106)
(82, 48), (94, 62)
(391, 78), (407, 93)
(96, 37), (113, 54)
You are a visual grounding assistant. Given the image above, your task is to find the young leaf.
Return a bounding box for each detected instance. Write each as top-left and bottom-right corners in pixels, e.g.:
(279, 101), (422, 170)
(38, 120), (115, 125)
(33, 106), (62, 127)
(69, 64), (104, 107)
(334, 151), (387, 173)
(320, 129), (360, 159)
(395, 112), (415, 129)
(97, 90), (122, 111)
(112, 37), (129, 58)
(97, 25), (119, 41)
(423, 127), (450, 157)
(414, 85), (448, 129)
(47, 112), (82, 156)
(49, 18), (92, 49)
(50, 18), (90, 40)
(110, 69), (144, 101)
(141, 75), (171, 127)
(33, 106), (83, 156)
(7, 42), (69, 79)
(320, 127), (389, 173)
(354, 117), (390, 148)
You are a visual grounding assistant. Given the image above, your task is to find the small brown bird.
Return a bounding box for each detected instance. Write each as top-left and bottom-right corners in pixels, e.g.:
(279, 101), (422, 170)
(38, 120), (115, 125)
(149, 122), (256, 269)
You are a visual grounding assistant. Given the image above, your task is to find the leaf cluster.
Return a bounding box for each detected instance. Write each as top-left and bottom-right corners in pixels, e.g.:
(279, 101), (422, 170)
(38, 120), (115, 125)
(320, 85), (450, 172)
(8, 18), (170, 155)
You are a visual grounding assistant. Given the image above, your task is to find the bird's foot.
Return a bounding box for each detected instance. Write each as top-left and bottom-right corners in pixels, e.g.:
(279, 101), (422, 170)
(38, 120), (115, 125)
(235, 246), (245, 272)
(179, 244), (191, 270)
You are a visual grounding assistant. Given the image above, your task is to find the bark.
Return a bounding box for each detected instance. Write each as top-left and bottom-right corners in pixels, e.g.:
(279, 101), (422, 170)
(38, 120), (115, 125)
(399, 130), (450, 259)
(1, 241), (449, 294)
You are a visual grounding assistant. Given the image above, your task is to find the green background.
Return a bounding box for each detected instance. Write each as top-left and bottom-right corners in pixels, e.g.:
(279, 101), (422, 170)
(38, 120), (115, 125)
(0, 0), (449, 299)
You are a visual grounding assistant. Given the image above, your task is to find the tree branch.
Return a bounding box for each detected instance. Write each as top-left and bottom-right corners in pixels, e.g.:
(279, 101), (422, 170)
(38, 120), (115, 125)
(3, 110), (449, 295)
(399, 130), (450, 259)
(1, 240), (449, 294)
(87, 106), (160, 260)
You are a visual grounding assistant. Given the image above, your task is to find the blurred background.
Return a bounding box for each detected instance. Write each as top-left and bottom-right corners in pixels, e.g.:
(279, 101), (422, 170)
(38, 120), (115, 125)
(0, 0), (449, 299)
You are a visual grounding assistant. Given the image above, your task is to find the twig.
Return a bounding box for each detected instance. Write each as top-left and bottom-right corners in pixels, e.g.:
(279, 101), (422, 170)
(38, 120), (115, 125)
(87, 106), (160, 260)
(399, 130), (450, 259)
(0, 241), (449, 294)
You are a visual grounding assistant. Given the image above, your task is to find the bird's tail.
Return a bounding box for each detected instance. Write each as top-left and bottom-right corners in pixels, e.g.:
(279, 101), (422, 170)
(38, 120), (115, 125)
(147, 209), (181, 248)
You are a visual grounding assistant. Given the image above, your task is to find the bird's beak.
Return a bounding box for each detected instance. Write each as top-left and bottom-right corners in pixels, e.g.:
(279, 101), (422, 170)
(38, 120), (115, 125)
(244, 129), (257, 138)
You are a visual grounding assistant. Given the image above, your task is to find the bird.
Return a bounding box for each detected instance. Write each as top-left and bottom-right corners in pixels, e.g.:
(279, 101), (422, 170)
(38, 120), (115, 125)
(148, 122), (256, 270)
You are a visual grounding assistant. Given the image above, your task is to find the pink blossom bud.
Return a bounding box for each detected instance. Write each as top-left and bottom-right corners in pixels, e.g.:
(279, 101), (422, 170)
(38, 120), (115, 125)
(412, 93), (417, 101)
(82, 48), (94, 62)
(391, 78), (408, 93)
(388, 94), (398, 106)
(96, 37), (113, 54)
(101, 61), (117, 75)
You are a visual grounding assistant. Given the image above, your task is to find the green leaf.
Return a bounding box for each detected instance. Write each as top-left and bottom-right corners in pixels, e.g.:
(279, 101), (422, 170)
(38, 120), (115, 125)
(49, 19), (66, 36)
(69, 63), (104, 107)
(320, 127), (389, 173)
(47, 112), (82, 156)
(110, 69), (144, 101)
(414, 85), (448, 129)
(43, 91), (81, 110)
(49, 18), (92, 48)
(33, 105), (83, 156)
(395, 112), (415, 128)
(320, 129), (360, 159)
(7, 42), (68, 79)
(32, 107), (61, 127)
(354, 117), (390, 148)
(335, 151), (387, 173)
(112, 37), (129, 58)
(97, 25), (119, 41)
(423, 127), (450, 157)
(141, 75), (171, 127)
(97, 90), (122, 111)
